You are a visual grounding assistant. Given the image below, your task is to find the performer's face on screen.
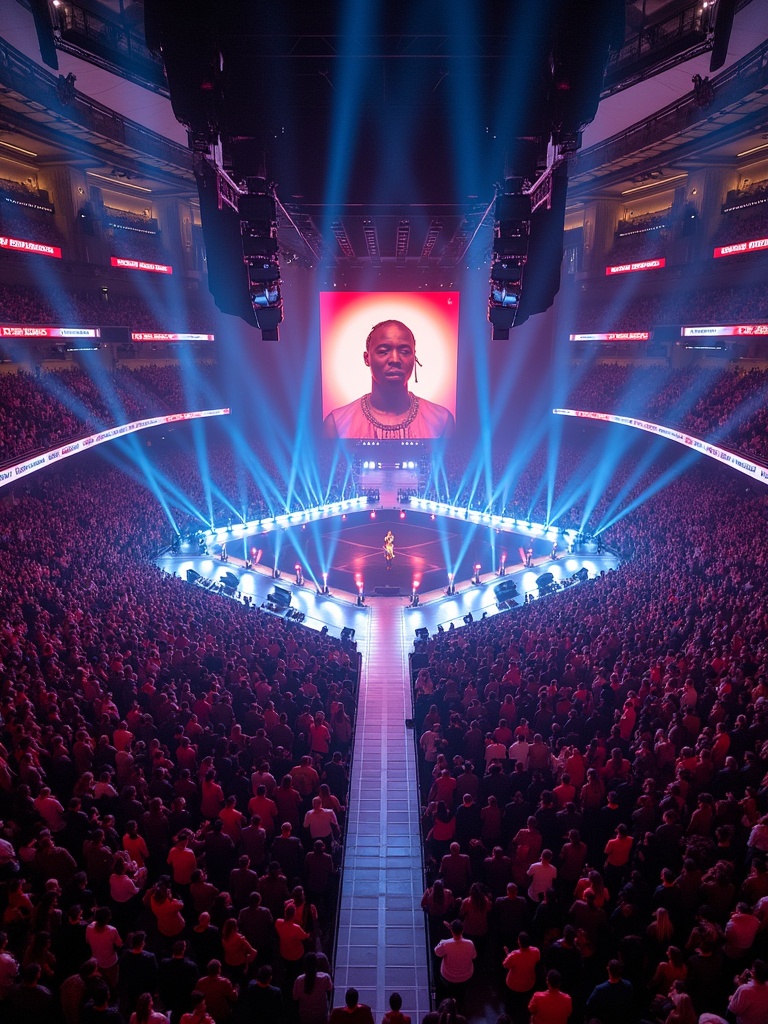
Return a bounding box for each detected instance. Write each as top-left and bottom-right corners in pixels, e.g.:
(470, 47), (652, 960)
(364, 322), (415, 390)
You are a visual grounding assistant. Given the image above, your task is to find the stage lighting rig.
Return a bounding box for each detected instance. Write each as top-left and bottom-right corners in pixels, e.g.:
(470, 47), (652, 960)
(239, 185), (283, 341)
(488, 181), (531, 340)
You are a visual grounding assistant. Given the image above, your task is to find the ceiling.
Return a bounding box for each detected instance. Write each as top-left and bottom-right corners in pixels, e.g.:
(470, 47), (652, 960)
(1, 0), (767, 266)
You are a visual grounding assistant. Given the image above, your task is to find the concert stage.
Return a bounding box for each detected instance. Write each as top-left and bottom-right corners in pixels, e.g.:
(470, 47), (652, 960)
(243, 507), (567, 596)
(157, 506), (619, 641)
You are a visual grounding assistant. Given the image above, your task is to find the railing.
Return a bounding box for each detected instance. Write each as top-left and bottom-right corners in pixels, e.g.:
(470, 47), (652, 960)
(603, 0), (712, 90)
(574, 38), (768, 179)
(409, 651), (438, 1012)
(325, 646), (361, 971)
(0, 36), (191, 175)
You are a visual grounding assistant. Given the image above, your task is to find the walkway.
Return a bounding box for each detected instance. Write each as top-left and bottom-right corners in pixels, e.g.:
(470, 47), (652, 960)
(333, 597), (431, 1021)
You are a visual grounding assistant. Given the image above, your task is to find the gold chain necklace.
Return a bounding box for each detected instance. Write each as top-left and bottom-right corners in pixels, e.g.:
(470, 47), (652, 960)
(360, 392), (420, 437)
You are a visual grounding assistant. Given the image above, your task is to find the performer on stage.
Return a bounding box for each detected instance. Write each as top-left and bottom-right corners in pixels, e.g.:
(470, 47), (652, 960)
(551, 541), (558, 560)
(525, 545), (533, 568)
(384, 530), (395, 569)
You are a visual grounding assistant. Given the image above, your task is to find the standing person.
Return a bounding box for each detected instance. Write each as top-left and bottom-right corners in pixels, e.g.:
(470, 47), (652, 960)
(328, 987), (375, 1024)
(728, 959), (768, 1024)
(85, 906), (122, 993)
(384, 531), (395, 569)
(195, 960), (237, 1023)
(275, 904), (310, 985)
(234, 964), (284, 1024)
(179, 991), (215, 1024)
(382, 991), (410, 1024)
(292, 952), (333, 1024)
(459, 883), (493, 950)
(130, 992), (170, 1024)
(220, 919), (257, 983)
(527, 850), (557, 904)
(502, 932), (540, 1017)
(147, 878), (186, 945)
(528, 970), (572, 1024)
(158, 940), (199, 1024)
(585, 959), (636, 1023)
(434, 920), (477, 1003)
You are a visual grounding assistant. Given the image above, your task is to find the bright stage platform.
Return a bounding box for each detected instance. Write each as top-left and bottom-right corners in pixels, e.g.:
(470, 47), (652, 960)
(156, 503), (619, 645)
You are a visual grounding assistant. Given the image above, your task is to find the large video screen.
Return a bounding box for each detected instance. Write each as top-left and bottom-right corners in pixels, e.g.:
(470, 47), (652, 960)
(320, 291), (459, 439)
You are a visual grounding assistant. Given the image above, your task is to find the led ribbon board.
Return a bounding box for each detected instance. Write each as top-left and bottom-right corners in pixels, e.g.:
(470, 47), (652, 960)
(570, 332), (650, 342)
(605, 258), (665, 275)
(553, 408), (768, 486)
(0, 408), (230, 488)
(681, 325), (768, 337)
(1, 326), (98, 338)
(131, 333), (215, 342)
(714, 237), (768, 258)
(0, 235), (62, 258)
(110, 257), (173, 274)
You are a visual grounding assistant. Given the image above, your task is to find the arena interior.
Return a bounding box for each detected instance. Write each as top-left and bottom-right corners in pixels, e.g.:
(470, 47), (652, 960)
(1, 3), (768, 1024)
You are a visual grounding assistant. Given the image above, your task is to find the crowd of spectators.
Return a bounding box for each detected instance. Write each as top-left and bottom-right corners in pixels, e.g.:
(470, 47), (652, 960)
(713, 204), (768, 248)
(0, 283), (214, 335)
(605, 230), (669, 268)
(0, 455), (359, 1024)
(420, 362), (768, 535)
(108, 228), (174, 268)
(0, 190), (64, 250)
(0, 364), (216, 466)
(564, 364), (768, 464)
(573, 283), (768, 332)
(415, 465), (768, 1024)
(158, 442), (359, 539)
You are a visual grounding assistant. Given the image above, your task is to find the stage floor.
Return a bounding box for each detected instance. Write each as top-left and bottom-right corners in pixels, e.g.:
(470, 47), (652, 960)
(242, 508), (566, 596)
(157, 506), (620, 642)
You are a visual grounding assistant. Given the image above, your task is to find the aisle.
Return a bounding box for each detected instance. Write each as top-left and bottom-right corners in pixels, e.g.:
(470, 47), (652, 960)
(333, 598), (431, 1021)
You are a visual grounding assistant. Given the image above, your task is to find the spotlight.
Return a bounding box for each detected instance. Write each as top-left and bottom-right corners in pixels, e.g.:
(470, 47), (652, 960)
(356, 580), (365, 606)
(411, 580), (420, 607)
(321, 571), (329, 595)
(399, 510), (406, 519)
(272, 568), (280, 579)
(446, 572), (455, 596)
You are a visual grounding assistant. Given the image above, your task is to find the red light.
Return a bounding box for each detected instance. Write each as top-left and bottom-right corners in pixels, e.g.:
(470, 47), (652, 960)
(412, 580), (420, 589)
(370, 511), (376, 519)
(399, 511), (406, 519)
